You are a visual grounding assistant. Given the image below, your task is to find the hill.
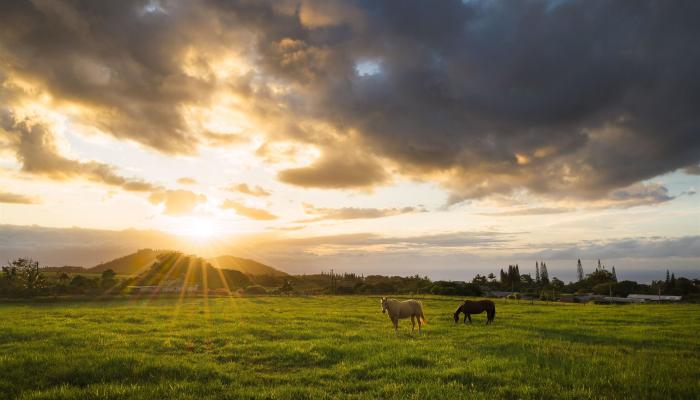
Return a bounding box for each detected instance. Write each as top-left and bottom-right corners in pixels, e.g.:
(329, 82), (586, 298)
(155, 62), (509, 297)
(89, 249), (168, 275)
(209, 255), (287, 276)
(130, 251), (250, 290)
(90, 250), (285, 277)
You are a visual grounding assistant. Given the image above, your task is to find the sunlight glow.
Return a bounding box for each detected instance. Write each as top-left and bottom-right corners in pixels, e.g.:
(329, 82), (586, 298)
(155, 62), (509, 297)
(173, 217), (219, 239)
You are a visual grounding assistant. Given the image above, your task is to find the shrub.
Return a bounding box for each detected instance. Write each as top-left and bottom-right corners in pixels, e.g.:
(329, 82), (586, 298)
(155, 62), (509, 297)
(242, 285), (267, 295)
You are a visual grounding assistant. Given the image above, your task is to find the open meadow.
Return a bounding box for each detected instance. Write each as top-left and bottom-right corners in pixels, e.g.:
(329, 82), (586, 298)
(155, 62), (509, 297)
(1, 296), (699, 400)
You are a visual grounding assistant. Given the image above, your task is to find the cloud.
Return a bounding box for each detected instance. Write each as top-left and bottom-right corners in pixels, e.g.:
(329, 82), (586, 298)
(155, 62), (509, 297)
(221, 200), (278, 220)
(299, 203), (425, 222)
(149, 190), (206, 215)
(177, 177), (197, 185)
(0, 111), (158, 192)
(0, 0), (219, 154)
(602, 182), (674, 208)
(525, 236), (700, 260)
(278, 151), (388, 189)
(479, 207), (574, 217)
(0, 0), (698, 201)
(480, 182), (675, 214)
(267, 230), (516, 253)
(684, 165), (700, 175)
(0, 192), (39, 204)
(227, 183), (270, 197)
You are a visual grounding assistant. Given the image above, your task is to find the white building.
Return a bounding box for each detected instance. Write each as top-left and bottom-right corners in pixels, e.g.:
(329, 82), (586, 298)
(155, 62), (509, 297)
(628, 294), (682, 301)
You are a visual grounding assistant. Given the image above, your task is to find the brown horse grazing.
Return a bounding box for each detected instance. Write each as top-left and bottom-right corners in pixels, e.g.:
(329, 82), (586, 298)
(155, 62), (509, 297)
(453, 300), (496, 325)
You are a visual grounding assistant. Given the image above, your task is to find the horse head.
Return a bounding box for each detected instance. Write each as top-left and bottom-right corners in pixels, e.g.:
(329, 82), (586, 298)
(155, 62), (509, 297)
(453, 304), (462, 323)
(380, 297), (388, 314)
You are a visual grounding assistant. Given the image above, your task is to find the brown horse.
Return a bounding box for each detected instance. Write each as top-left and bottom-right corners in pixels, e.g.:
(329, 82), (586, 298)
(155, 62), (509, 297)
(453, 300), (496, 325)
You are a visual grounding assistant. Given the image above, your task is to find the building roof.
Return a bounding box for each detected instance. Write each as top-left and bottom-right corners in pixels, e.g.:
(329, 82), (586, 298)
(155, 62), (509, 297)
(628, 294), (682, 301)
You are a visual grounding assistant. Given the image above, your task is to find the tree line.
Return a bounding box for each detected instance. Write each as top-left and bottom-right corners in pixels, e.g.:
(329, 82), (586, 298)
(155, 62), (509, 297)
(471, 259), (697, 299)
(1, 257), (698, 299)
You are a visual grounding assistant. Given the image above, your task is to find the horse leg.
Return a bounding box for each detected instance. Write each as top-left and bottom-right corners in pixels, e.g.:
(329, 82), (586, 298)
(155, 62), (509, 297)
(411, 315), (415, 332)
(392, 318), (399, 332)
(417, 314), (422, 333)
(466, 314), (472, 324)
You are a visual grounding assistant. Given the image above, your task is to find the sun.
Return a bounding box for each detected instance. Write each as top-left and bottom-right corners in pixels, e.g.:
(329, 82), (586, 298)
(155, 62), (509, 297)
(172, 217), (218, 240)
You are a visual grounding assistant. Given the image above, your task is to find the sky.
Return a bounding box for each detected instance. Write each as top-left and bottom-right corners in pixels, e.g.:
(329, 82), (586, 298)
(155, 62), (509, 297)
(0, 0), (698, 282)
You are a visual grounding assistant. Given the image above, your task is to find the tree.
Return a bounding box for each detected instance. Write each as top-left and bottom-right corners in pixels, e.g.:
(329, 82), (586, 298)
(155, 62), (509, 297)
(535, 262), (540, 283)
(277, 279), (294, 294)
(551, 277), (565, 290)
(69, 275), (98, 294)
(101, 269), (116, 281)
(0, 263), (20, 295)
(58, 272), (70, 285)
(4, 258), (47, 296)
(611, 266), (617, 282)
(576, 259), (584, 282)
(487, 273), (496, 282)
(597, 259), (603, 271)
(520, 273), (534, 286)
(100, 268), (118, 290)
(472, 274), (487, 285)
(664, 270), (673, 293)
(540, 262), (549, 284)
(587, 268), (616, 286)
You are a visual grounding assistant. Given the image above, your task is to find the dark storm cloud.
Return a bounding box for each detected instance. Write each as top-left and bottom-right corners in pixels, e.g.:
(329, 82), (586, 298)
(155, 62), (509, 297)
(0, 0), (221, 153)
(251, 0), (700, 199)
(1, 0), (699, 200)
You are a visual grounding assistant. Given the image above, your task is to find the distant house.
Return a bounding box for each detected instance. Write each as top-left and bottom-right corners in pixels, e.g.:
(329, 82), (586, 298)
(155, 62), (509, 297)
(573, 295), (601, 303)
(602, 296), (646, 304)
(488, 291), (514, 298)
(628, 294), (682, 302)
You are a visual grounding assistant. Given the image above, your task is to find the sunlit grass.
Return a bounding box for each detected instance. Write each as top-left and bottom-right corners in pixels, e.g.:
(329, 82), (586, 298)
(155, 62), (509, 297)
(1, 296), (698, 399)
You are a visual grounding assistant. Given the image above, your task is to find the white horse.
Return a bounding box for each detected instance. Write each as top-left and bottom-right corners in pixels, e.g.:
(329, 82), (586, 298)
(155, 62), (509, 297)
(380, 297), (426, 332)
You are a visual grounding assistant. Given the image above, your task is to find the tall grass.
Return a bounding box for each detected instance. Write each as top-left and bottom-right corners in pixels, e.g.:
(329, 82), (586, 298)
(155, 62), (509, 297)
(1, 296), (698, 399)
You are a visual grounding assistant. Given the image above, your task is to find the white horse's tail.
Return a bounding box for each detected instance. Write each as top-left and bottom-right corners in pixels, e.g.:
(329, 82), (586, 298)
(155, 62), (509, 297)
(419, 304), (427, 324)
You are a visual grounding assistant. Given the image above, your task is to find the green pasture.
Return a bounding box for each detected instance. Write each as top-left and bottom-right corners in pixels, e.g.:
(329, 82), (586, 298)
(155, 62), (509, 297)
(1, 296), (698, 399)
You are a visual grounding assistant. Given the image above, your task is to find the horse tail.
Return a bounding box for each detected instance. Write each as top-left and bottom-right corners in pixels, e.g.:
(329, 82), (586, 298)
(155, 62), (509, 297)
(413, 301), (427, 324)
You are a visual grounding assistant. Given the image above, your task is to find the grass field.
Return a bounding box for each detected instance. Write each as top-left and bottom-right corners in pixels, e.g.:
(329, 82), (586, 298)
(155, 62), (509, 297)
(1, 296), (699, 400)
